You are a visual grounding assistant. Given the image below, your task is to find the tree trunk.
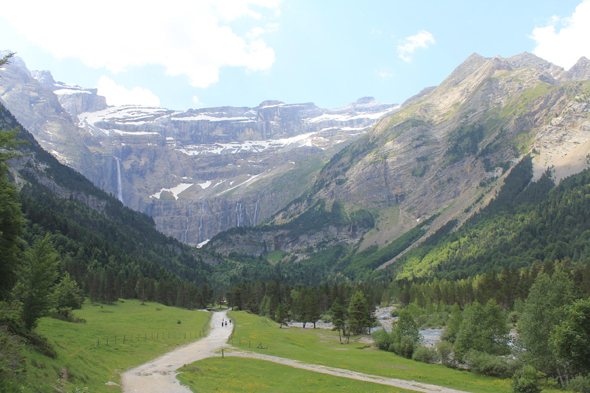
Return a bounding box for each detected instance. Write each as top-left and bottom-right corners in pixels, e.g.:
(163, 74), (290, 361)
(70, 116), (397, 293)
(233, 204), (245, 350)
(556, 367), (565, 388)
(313, 321), (316, 329)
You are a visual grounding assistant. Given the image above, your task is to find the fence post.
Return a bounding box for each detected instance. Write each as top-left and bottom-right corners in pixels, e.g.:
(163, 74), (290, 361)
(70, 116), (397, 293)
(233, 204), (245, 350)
(124, 335), (126, 344)
(95, 339), (99, 348)
(131, 334), (133, 342)
(222, 348), (224, 358)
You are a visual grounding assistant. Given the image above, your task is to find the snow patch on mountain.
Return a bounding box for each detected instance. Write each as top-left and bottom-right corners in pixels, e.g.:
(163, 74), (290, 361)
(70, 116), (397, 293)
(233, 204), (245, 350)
(150, 183), (193, 200)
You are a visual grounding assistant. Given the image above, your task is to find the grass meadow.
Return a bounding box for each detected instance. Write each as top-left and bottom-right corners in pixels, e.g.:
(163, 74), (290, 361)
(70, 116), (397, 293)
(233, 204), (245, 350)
(225, 311), (513, 393)
(18, 299), (210, 392)
(177, 357), (412, 393)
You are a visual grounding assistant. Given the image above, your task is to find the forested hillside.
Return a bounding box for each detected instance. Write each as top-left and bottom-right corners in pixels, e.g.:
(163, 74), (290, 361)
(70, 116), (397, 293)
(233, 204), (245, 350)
(386, 155), (590, 280)
(1, 102), (222, 307)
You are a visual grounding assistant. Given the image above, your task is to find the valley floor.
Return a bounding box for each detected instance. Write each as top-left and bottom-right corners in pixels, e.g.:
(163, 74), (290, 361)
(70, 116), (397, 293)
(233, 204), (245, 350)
(124, 310), (480, 393)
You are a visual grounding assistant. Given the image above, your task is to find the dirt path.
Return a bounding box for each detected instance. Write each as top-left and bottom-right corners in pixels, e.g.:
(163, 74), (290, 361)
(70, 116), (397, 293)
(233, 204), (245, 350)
(122, 311), (468, 393)
(121, 311), (232, 393)
(226, 350), (471, 393)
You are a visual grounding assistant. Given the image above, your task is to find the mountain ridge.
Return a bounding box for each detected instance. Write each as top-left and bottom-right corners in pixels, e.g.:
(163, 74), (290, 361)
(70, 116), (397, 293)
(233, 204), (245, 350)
(0, 51), (399, 245)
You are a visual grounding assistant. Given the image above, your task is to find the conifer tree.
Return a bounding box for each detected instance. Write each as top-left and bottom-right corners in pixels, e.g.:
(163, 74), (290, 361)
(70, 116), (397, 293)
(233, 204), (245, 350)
(14, 234), (59, 330)
(275, 303), (289, 328)
(348, 291), (370, 334)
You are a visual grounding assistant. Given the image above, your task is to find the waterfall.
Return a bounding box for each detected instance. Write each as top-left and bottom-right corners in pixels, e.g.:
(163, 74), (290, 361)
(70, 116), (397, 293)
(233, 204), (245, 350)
(184, 203), (192, 243)
(236, 201), (243, 227)
(198, 202), (205, 242)
(116, 158), (124, 204)
(253, 202), (258, 226)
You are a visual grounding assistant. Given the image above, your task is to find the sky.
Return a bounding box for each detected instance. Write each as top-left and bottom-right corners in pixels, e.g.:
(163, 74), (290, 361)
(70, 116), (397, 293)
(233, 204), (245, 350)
(1, 0), (589, 111)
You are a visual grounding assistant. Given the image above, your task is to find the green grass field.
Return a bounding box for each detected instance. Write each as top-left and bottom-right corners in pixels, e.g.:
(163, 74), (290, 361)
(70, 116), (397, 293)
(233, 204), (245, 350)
(227, 311), (512, 393)
(18, 300), (210, 392)
(177, 357), (410, 393)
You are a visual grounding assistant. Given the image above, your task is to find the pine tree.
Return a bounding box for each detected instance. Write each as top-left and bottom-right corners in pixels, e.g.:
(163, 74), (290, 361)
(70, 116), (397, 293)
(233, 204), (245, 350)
(347, 291), (370, 335)
(14, 234), (59, 330)
(305, 292), (320, 328)
(0, 126), (23, 301)
(51, 272), (84, 320)
(275, 303), (289, 328)
(329, 298), (347, 342)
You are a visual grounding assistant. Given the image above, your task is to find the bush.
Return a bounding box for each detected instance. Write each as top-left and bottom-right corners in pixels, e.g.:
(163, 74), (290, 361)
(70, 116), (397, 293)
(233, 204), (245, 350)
(372, 329), (393, 351)
(465, 351), (517, 378)
(412, 346), (439, 364)
(570, 375), (590, 393)
(393, 335), (416, 359)
(511, 366), (543, 393)
(437, 341), (454, 367)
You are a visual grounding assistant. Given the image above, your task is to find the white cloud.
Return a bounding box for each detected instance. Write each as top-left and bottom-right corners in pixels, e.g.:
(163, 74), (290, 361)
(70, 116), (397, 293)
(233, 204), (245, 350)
(97, 76), (160, 106)
(530, 0), (590, 70)
(192, 95), (203, 107)
(0, 0), (282, 89)
(376, 68), (392, 78)
(246, 23), (279, 39)
(265, 22), (280, 32)
(247, 27), (266, 39)
(397, 30), (436, 62)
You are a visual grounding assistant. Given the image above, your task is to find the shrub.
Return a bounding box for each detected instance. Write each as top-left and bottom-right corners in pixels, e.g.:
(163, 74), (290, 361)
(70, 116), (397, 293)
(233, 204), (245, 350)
(511, 366), (543, 393)
(437, 341), (454, 367)
(412, 346), (439, 364)
(394, 335), (416, 359)
(465, 351), (517, 378)
(372, 329), (393, 350)
(569, 375), (590, 393)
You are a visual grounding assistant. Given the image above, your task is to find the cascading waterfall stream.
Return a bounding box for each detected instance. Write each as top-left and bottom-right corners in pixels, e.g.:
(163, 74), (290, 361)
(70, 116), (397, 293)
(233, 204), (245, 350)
(184, 203), (192, 243)
(236, 201), (243, 227)
(253, 201), (258, 226)
(198, 202), (205, 243)
(116, 158), (124, 204)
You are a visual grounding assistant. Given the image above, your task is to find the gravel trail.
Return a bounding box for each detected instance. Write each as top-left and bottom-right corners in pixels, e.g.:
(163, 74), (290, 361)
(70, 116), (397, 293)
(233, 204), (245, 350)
(121, 311), (231, 393)
(226, 350), (471, 393)
(122, 311), (469, 393)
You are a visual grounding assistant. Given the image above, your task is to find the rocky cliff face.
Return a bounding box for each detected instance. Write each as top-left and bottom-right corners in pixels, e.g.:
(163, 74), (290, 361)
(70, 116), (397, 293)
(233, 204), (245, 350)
(0, 52), (399, 245)
(207, 52), (590, 259)
(32, 70), (108, 117)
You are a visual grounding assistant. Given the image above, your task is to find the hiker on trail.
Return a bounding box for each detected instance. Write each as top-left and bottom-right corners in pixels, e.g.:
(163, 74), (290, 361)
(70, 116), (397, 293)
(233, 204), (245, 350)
(225, 321), (227, 326)
(221, 321), (224, 327)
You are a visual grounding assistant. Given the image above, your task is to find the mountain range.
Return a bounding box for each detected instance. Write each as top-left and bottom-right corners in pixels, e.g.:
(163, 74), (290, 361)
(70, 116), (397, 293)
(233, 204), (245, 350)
(2, 50), (590, 282)
(0, 50), (398, 246)
(206, 52), (590, 267)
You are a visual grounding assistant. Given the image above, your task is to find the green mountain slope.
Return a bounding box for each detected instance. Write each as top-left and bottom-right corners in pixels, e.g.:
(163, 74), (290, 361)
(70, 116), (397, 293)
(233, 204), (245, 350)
(207, 52), (590, 282)
(387, 156), (590, 280)
(2, 104), (222, 306)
